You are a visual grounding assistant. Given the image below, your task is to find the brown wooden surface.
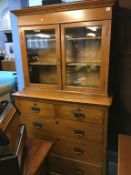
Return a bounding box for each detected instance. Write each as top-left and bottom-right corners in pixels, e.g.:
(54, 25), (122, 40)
(12, 0), (116, 16)
(17, 8), (112, 27)
(118, 135), (131, 175)
(21, 114), (103, 143)
(50, 136), (103, 165)
(13, 90), (112, 106)
(48, 154), (102, 175)
(16, 99), (55, 118)
(56, 104), (105, 125)
(22, 139), (53, 175)
(1, 60), (16, 71)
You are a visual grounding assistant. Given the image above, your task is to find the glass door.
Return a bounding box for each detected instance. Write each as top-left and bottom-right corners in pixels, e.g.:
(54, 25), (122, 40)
(61, 21), (109, 93)
(21, 25), (61, 89)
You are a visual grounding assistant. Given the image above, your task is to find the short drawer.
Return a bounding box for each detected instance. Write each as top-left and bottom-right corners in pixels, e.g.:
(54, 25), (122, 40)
(57, 104), (105, 125)
(21, 114), (56, 134)
(48, 154), (102, 175)
(51, 137), (103, 164)
(16, 99), (55, 118)
(54, 119), (103, 143)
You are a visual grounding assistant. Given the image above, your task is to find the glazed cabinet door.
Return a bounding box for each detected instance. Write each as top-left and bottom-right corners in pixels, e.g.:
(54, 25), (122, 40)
(61, 21), (111, 95)
(20, 25), (61, 89)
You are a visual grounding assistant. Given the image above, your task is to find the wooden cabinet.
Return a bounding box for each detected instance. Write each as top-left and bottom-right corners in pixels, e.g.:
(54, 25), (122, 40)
(12, 1), (114, 175)
(1, 60), (16, 71)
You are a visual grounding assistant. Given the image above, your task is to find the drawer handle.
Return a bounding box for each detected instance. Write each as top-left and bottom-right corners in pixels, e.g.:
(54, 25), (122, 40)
(74, 129), (85, 137)
(74, 111), (85, 120)
(31, 106), (40, 113)
(74, 148), (84, 155)
(33, 122), (43, 129)
(75, 168), (84, 175)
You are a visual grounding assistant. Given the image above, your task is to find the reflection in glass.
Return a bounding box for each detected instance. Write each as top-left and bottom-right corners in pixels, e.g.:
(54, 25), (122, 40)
(25, 29), (57, 84)
(65, 26), (102, 88)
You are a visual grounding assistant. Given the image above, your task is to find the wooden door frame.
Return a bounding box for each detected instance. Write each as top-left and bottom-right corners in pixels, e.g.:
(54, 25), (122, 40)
(61, 20), (111, 95)
(20, 24), (62, 90)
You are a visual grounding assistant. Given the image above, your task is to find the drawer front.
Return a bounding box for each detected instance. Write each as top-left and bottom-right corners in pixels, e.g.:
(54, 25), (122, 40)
(51, 137), (103, 164)
(57, 105), (105, 125)
(55, 119), (103, 143)
(48, 154), (102, 175)
(16, 99), (55, 118)
(21, 114), (56, 134)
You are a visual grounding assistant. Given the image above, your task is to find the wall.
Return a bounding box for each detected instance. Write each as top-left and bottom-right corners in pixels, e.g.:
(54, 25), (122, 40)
(108, 3), (131, 151)
(8, 0), (25, 90)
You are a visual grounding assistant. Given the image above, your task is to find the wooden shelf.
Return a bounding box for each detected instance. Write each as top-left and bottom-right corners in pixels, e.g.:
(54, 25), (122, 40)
(29, 62), (57, 66)
(67, 61), (101, 66)
(66, 37), (101, 41)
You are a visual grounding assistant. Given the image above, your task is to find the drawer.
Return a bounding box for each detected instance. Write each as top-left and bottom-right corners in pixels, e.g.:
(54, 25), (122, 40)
(51, 137), (103, 164)
(21, 114), (56, 135)
(48, 154), (102, 175)
(21, 115), (103, 143)
(57, 104), (105, 125)
(54, 119), (103, 143)
(16, 99), (55, 118)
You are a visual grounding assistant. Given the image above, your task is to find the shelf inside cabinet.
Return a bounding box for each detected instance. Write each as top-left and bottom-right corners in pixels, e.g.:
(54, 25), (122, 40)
(29, 62), (57, 66)
(66, 61), (101, 66)
(66, 37), (102, 41)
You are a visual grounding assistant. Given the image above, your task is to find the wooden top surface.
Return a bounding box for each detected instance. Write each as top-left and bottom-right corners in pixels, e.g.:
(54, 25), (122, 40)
(22, 139), (53, 175)
(12, 89), (112, 106)
(118, 134), (131, 175)
(11, 0), (117, 16)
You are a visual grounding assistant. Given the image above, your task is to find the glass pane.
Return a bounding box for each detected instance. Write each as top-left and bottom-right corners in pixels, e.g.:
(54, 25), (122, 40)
(25, 29), (57, 84)
(29, 65), (57, 84)
(65, 26), (102, 88)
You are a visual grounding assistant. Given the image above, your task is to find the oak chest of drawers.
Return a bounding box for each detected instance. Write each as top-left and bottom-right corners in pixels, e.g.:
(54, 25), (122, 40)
(14, 91), (111, 175)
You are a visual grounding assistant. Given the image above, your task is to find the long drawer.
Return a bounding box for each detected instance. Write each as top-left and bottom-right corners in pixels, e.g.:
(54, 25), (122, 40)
(51, 136), (103, 164)
(57, 104), (105, 125)
(16, 99), (55, 118)
(48, 154), (103, 175)
(21, 115), (103, 143)
(54, 119), (104, 143)
(24, 128), (103, 164)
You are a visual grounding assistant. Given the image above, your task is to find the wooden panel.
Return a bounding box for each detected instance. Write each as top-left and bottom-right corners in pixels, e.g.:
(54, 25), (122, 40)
(54, 119), (103, 143)
(51, 137), (103, 164)
(48, 154), (102, 175)
(13, 90), (112, 106)
(118, 134), (131, 175)
(21, 114), (56, 135)
(57, 104), (105, 125)
(18, 8), (112, 26)
(22, 139), (53, 175)
(12, 0), (115, 16)
(24, 128), (103, 164)
(21, 114), (103, 143)
(1, 60), (16, 71)
(16, 99), (55, 118)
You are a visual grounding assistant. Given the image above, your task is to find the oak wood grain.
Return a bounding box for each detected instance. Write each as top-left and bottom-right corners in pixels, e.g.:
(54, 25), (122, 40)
(118, 135), (131, 175)
(22, 139), (53, 175)
(13, 90), (112, 106)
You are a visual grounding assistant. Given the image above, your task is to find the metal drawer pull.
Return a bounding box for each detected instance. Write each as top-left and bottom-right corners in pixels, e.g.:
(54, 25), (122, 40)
(74, 148), (84, 155)
(31, 106), (40, 113)
(33, 122), (43, 129)
(74, 111), (85, 120)
(75, 168), (84, 175)
(74, 129), (85, 137)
